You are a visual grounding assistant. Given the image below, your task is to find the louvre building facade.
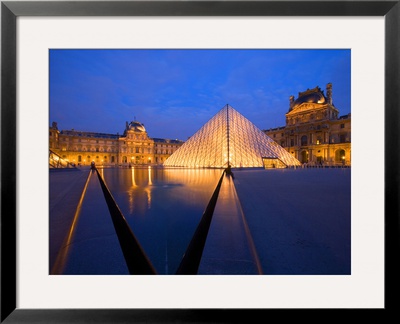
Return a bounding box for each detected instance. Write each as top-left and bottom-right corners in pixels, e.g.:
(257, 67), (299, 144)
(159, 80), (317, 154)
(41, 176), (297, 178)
(50, 83), (349, 168)
(49, 120), (184, 167)
(264, 83), (351, 166)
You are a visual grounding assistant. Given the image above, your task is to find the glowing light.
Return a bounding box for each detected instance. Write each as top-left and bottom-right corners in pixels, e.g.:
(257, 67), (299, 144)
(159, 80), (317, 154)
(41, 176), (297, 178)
(164, 105), (301, 168)
(148, 166), (153, 186)
(131, 167), (137, 187)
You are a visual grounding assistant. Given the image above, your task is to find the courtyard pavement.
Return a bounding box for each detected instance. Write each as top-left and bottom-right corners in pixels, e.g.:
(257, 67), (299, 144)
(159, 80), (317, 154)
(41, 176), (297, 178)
(198, 173), (263, 275)
(49, 167), (351, 275)
(233, 167), (351, 274)
(49, 167), (90, 273)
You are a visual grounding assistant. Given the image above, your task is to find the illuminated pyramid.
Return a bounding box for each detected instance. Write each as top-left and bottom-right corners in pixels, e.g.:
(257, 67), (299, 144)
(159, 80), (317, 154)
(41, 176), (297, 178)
(164, 105), (301, 168)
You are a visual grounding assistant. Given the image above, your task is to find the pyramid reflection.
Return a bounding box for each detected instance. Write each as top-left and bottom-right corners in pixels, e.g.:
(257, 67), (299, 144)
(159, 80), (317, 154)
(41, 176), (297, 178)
(164, 104), (301, 168)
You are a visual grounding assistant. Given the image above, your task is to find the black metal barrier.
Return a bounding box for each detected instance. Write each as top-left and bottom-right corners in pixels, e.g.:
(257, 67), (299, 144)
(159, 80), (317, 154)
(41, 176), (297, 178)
(175, 171), (226, 274)
(95, 169), (157, 275)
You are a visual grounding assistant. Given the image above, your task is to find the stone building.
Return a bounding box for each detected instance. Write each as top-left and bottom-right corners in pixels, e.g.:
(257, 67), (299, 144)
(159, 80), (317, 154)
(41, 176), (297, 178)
(264, 83), (351, 166)
(49, 120), (184, 167)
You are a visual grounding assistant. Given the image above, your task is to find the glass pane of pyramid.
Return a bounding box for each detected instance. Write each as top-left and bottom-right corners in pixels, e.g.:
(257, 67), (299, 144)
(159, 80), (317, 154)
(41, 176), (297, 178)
(164, 105), (301, 168)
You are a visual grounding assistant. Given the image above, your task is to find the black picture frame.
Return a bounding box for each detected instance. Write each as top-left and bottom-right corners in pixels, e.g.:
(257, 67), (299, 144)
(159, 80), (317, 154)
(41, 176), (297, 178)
(1, 0), (399, 322)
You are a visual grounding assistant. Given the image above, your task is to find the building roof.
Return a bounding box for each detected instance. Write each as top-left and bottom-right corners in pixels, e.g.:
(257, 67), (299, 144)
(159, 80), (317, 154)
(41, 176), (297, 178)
(60, 130), (120, 139)
(292, 86), (327, 109)
(127, 121), (146, 132)
(152, 138), (184, 144)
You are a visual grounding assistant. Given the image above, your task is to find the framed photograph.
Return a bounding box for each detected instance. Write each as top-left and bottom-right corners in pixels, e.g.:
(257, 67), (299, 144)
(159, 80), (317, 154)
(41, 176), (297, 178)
(1, 0), (399, 322)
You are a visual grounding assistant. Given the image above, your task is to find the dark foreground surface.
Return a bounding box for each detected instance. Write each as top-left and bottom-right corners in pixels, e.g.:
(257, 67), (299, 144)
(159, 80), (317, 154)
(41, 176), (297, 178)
(49, 167), (350, 275)
(234, 168), (351, 274)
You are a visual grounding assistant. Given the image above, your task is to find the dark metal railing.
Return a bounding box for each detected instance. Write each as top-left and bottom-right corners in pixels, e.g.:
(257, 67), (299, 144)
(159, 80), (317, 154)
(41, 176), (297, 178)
(95, 168), (157, 275)
(175, 170), (226, 274)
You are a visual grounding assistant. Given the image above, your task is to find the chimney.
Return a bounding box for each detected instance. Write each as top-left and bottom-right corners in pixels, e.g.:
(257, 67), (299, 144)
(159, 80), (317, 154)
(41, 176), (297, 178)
(326, 83), (333, 105)
(289, 95), (295, 111)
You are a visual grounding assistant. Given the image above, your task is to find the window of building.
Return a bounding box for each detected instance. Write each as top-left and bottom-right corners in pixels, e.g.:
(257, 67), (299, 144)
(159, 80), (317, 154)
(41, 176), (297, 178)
(136, 147), (140, 153)
(340, 134), (346, 143)
(301, 135), (307, 146)
(340, 123), (345, 129)
(290, 139), (294, 147)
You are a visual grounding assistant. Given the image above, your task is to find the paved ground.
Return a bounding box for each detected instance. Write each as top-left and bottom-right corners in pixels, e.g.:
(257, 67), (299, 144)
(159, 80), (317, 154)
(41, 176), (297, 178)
(233, 167), (351, 274)
(49, 167), (351, 275)
(49, 167), (91, 273)
(198, 173), (263, 275)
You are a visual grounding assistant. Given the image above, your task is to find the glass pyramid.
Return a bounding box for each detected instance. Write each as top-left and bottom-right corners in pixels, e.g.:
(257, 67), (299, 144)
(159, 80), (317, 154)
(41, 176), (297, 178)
(164, 104), (301, 168)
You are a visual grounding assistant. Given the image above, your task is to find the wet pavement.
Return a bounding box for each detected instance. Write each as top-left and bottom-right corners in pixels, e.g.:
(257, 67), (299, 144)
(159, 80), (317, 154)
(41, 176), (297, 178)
(198, 173), (263, 274)
(233, 168), (351, 274)
(54, 170), (129, 274)
(49, 167), (351, 275)
(49, 167), (91, 273)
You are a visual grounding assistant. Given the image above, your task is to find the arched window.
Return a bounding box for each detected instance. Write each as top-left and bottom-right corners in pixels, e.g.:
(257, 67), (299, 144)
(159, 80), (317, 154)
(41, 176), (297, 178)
(335, 150), (345, 163)
(300, 150), (308, 163)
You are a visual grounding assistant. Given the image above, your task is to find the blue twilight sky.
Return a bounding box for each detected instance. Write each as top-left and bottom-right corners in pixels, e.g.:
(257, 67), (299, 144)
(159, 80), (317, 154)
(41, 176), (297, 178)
(49, 49), (351, 140)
